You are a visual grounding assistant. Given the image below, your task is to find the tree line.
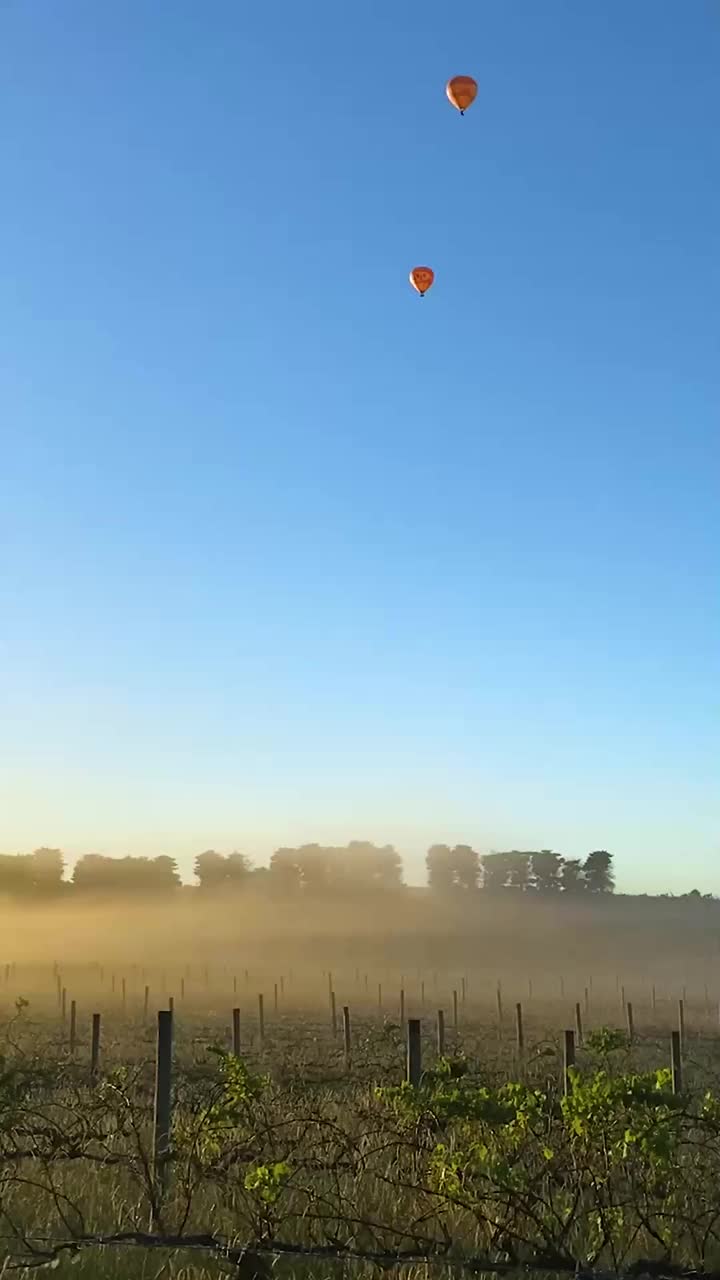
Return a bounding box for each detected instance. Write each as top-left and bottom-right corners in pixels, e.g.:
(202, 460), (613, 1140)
(426, 847), (614, 894)
(0, 843), (617, 898)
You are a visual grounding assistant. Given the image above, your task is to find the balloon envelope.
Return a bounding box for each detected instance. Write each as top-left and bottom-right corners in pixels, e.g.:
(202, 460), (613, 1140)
(446, 75), (478, 113)
(409, 267), (434, 296)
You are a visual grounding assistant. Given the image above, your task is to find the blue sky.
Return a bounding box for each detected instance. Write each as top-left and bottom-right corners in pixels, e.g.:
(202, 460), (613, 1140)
(1, 1), (718, 891)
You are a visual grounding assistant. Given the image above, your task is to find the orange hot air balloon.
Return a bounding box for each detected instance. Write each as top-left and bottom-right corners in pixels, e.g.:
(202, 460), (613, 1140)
(446, 75), (478, 115)
(409, 266), (434, 296)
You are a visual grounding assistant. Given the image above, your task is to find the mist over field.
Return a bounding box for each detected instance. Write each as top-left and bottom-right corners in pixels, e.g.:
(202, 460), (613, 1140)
(3, 889), (718, 997)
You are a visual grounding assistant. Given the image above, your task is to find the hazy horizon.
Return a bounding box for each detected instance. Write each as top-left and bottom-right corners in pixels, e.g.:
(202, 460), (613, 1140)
(2, 1), (718, 897)
(0, 838), (715, 898)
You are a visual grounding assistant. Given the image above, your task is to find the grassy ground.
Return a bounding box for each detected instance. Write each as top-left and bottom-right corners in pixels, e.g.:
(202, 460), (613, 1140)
(1, 974), (720, 1278)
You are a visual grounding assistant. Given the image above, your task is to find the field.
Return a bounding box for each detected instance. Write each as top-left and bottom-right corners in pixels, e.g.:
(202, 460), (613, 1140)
(2, 893), (720, 1277)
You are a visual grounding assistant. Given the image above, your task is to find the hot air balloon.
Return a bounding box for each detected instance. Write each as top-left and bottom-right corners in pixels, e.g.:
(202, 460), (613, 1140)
(409, 266), (434, 297)
(446, 75), (478, 115)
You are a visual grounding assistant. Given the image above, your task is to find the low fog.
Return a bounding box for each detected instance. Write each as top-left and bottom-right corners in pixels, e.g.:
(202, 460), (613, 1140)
(3, 889), (718, 1006)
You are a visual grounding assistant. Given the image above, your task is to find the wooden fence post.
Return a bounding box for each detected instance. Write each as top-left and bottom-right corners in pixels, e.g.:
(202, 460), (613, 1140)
(452, 989), (459, 1034)
(232, 1007), (241, 1056)
(377, 982), (382, 1011)
(406, 1019), (422, 1087)
(152, 1010), (174, 1223)
(233, 975), (238, 996)
(563, 1029), (576, 1095)
(331, 990), (338, 1037)
(626, 1001), (635, 1043)
(461, 976), (466, 1005)
(61, 987), (67, 1022)
(671, 1030), (683, 1093)
(274, 982), (279, 1014)
(437, 1009), (445, 1057)
(496, 982), (503, 1030)
(168, 996), (174, 1014)
(652, 984), (657, 1012)
(399, 988), (405, 1025)
(343, 1005), (351, 1068)
(575, 1001), (583, 1046)
(180, 977), (185, 1001)
(90, 1013), (101, 1085)
(144, 985), (150, 1019)
(584, 986), (589, 1016)
(122, 977), (126, 1010)
(258, 993), (265, 1048)
(678, 998), (685, 1049)
(515, 1002), (524, 1059)
(69, 1000), (77, 1055)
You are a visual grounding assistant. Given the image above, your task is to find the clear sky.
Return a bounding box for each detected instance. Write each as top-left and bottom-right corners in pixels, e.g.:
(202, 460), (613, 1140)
(1, 1), (718, 892)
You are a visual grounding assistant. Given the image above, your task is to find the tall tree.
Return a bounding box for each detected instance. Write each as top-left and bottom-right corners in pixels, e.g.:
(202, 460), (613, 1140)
(376, 844), (403, 889)
(347, 842), (403, 890)
(226, 852), (253, 884)
(481, 852), (510, 892)
(194, 850), (227, 889)
(296, 844), (331, 893)
(505, 852), (531, 891)
(426, 845), (453, 892)
(453, 845), (480, 891)
(73, 854), (179, 892)
(531, 850), (562, 893)
(151, 856), (181, 888)
(268, 848), (302, 894)
(583, 850), (614, 894)
(560, 858), (585, 893)
(31, 848), (65, 892)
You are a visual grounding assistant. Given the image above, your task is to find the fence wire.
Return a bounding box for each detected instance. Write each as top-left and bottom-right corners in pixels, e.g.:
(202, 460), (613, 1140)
(1, 1231), (719, 1279)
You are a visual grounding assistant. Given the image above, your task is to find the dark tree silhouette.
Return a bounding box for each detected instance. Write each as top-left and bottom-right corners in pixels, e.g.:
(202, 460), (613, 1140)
(531, 850), (563, 893)
(344, 842), (403, 890)
(30, 848), (65, 891)
(452, 845), (480, 891)
(195, 850), (252, 889)
(226, 851), (252, 882)
(73, 855), (180, 892)
(481, 852), (510, 891)
(269, 848), (303, 894)
(194, 850), (227, 888)
(583, 850), (614, 893)
(506, 852), (532, 891)
(0, 849), (65, 897)
(268, 843), (401, 896)
(560, 858), (585, 893)
(426, 845), (453, 892)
